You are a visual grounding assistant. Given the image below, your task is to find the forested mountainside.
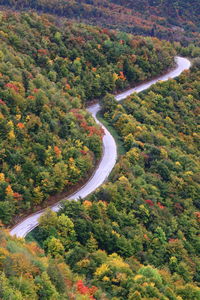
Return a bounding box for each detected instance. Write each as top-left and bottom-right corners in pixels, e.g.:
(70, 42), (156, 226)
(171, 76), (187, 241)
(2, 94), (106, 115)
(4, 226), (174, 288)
(0, 0), (200, 44)
(1, 225), (199, 300)
(0, 11), (175, 225)
(31, 64), (200, 299)
(0, 4), (199, 300)
(112, 0), (200, 24)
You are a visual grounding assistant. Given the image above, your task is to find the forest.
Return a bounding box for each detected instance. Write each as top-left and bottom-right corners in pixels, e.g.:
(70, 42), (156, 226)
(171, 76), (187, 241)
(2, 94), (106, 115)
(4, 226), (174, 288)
(0, 3), (199, 300)
(29, 63), (200, 299)
(0, 0), (200, 44)
(3, 226), (200, 299)
(0, 11), (175, 225)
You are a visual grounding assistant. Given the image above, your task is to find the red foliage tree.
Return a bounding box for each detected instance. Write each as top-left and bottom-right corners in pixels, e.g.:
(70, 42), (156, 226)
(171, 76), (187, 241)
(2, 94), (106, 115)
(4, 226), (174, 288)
(76, 280), (97, 299)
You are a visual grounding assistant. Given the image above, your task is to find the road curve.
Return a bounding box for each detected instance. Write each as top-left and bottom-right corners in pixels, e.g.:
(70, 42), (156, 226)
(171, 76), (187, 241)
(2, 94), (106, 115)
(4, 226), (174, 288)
(10, 56), (191, 238)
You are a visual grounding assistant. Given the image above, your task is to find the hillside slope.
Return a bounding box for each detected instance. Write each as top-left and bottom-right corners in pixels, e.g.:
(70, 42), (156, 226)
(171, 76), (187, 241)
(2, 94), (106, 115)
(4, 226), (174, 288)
(0, 11), (175, 225)
(32, 64), (200, 299)
(0, 0), (199, 43)
(1, 226), (200, 299)
(0, 7), (199, 300)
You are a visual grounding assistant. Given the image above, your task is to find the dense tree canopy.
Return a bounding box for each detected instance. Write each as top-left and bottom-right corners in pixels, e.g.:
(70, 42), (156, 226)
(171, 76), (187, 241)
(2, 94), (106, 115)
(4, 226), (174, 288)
(0, 5), (199, 300)
(31, 65), (200, 298)
(1, 0), (200, 44)
(0, 11), (175, 224)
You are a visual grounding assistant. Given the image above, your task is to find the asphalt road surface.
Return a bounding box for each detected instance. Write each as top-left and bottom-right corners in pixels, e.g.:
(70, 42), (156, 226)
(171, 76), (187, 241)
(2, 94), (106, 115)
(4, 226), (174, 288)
(10, 56), (191, 238)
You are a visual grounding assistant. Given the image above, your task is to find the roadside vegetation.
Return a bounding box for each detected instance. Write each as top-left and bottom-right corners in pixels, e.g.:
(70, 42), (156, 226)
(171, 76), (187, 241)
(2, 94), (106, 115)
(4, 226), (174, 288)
(31, 64), (200, 299)
(0, 6), (199, 300)
(0, 11), (175, 224)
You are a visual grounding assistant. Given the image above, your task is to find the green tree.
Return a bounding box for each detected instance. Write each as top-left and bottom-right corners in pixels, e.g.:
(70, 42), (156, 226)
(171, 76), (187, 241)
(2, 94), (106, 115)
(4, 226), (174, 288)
(35, 272), (59, 300)
(45, 237), (64, 258)
(100, 93), (118, 114)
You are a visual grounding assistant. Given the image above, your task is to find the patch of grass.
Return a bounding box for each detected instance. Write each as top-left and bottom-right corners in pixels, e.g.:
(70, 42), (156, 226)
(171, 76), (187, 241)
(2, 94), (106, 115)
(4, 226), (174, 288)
(97, 111), (126, 156)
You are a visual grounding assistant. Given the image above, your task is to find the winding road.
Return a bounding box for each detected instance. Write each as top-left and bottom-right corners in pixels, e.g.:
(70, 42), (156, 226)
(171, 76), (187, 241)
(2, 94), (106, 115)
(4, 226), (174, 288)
(10, 56), (191, 238)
